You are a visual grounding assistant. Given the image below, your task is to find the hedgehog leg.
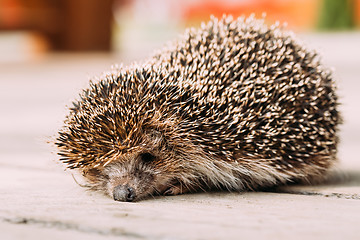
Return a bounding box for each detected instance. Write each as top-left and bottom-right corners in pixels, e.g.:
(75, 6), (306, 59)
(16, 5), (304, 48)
(163, 182), (190, 196)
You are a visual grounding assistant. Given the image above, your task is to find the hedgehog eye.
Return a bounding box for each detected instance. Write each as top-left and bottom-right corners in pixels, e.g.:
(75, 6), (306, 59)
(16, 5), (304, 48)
(140, 152), (156, 163)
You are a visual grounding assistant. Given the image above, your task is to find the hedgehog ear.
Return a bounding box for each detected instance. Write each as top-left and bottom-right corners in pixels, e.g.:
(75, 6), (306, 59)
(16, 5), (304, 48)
(146, 129), (164, 146)
(149, 129), (162, 139)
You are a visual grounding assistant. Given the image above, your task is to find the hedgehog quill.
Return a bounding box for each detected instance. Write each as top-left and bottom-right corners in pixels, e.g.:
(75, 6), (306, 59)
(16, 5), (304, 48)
(56, 16), (340, 202)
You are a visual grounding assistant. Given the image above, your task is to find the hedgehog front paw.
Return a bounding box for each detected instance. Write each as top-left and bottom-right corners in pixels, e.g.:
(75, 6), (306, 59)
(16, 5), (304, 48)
(163, 184), (188, 196)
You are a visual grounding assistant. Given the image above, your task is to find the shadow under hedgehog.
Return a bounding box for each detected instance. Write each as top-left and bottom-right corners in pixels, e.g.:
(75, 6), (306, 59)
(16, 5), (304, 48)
(56, 15), (340, 202)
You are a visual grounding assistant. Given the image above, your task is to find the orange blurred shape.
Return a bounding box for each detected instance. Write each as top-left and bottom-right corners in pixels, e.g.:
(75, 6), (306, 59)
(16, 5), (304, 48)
(356, 0), (360, 27)
(0, 0), (23, 28)
(183, 0), (321, 31)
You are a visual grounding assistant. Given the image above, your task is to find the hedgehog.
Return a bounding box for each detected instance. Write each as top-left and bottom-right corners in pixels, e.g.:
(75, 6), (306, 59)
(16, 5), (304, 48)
(56, 15), (340, 202)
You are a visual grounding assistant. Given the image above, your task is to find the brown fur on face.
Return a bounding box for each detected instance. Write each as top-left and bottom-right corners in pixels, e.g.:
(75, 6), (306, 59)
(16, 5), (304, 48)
(80, 129), (206, 201)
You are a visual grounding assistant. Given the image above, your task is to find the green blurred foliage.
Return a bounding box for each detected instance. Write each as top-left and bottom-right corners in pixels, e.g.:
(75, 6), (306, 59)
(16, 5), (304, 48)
(318, 0), (355, 30)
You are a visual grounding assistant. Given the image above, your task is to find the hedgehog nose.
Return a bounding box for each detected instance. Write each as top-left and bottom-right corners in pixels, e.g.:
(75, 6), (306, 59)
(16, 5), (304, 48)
(113, 185), (136, 202)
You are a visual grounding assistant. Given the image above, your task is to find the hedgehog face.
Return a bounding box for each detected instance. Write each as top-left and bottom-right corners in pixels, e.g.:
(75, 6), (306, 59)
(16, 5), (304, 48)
(100, 152), (176, 201)
(82, 129), (189, 202)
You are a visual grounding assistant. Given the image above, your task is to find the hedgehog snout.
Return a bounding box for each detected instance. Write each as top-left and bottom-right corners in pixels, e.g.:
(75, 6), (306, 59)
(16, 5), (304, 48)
(113, 184), (136, 202)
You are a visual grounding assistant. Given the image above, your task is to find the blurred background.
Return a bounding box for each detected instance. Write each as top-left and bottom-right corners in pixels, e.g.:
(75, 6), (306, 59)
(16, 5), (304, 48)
(0, 0), (359, 60)
(0, 0), (359, 171)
